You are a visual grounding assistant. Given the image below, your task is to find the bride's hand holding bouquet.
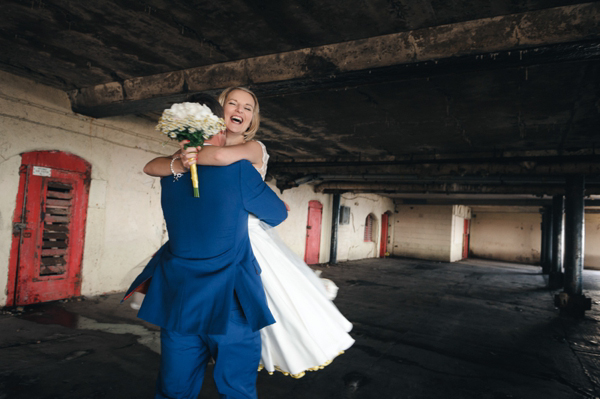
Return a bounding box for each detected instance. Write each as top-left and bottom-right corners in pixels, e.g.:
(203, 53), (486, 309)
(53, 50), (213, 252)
(156, 102), (226, 197)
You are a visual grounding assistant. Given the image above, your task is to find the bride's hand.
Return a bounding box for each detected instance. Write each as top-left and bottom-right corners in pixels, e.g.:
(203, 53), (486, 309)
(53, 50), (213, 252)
(179, 140), (202, 169)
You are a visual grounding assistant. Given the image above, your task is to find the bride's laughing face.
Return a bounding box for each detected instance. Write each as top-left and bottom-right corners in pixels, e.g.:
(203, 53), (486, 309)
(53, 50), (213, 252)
(223, 89), (255, 135)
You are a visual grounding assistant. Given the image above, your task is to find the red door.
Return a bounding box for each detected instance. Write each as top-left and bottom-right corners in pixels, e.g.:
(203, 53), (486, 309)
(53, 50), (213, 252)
(462, 219), (470, 259)
(7, 151), (91, 306)
(380, 213), (389, 258)
(304, 200), (323, 265)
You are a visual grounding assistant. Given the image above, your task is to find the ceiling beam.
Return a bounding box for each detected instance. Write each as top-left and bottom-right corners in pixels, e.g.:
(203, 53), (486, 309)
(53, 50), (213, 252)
(397, 198), (552, 206)
(269, 155), (600, 189)
(317, 182), (600, 196)
(395, 198), (600, 207)
(69, 3), (600, 117)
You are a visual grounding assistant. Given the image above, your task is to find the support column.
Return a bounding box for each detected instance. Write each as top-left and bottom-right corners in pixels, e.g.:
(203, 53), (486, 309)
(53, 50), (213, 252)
(549, 195), (564, 289)
(329, 194), (340, 265)
(541, 206), (553, 274)
(555, 175), (591, 317)
(564, 175), (585, 296)
(555, 175), (592, 317)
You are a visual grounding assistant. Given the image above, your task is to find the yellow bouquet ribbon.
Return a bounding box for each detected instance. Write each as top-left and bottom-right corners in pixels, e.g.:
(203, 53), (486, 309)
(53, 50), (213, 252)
(190, 163), (200, 198)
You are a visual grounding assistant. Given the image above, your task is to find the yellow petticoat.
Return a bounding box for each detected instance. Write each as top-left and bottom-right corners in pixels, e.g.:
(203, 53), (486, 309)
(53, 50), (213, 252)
(257, 351), (345, 379)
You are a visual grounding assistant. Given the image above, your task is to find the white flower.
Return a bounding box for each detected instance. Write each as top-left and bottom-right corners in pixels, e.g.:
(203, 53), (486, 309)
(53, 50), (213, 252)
(156, 101), (226, 142)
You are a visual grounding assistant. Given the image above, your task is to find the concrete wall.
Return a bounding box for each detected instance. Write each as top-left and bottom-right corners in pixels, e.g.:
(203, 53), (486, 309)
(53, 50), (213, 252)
(0, 71), (172, 305)
(390, 204), (600, 269)
(392, 205), (454, 262)
(268, 187), (395, 263)
(468, 206), (600, 269)
(585, 213), (600, 270)
(267, 182), (333, 264)
(469, 207), (541, 265)
(337, 194), (395, 262)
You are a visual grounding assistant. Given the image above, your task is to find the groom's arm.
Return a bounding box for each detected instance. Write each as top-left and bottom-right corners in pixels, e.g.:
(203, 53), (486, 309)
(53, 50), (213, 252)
(240, 161), (287, 227)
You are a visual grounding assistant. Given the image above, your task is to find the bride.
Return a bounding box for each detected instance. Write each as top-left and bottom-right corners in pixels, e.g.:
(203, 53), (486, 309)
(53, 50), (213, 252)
(142, 87), (354, 378)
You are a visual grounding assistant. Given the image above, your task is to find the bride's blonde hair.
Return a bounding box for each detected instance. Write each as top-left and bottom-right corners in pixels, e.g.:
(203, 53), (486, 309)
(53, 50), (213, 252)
(218, 86), (260, 141)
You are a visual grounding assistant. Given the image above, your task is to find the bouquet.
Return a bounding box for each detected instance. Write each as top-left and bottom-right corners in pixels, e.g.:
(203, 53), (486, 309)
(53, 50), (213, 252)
(156, 102), (226, 197)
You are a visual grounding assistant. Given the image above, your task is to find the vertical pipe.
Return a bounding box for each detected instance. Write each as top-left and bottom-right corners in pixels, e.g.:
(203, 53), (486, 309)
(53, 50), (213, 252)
(540, 209), (547, 269)
(563, 175), (585, 296)
(540, 209), (547, 271)
(541, 206), (553, 274)
(545, 206), (554, 273)
(329, 193), (340, 265)
(549, 195), (564, 288)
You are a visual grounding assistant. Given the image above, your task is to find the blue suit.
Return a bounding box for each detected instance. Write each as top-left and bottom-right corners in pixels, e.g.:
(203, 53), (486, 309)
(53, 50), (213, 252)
(124, 160), (287, 398)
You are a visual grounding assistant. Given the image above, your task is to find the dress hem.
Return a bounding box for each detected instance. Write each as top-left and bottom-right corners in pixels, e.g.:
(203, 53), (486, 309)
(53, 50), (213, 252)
(257, 350), (345, 379)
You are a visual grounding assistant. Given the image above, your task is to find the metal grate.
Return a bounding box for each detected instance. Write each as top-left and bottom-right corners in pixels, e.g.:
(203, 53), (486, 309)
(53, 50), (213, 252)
(40, 181), (72, 276)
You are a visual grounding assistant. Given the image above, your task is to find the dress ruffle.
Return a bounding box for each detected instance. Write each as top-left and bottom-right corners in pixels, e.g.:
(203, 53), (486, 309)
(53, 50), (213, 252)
(249, 216), (355, 377)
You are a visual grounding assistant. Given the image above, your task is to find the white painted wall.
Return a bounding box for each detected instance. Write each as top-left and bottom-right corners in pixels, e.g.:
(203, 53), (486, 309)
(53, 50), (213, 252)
(266, 182), (333, 264)
(469, 207), (541, 265)
(392, 205), (454, 262)
(265, 185), (395, 264)
(585, 213), (600, 270)
(337, 194), (395, 262)
(0, 71), (172, 305)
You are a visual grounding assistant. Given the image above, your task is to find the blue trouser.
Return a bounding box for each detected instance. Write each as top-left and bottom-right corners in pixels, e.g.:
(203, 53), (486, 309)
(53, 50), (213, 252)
(155, 307), (261, 399)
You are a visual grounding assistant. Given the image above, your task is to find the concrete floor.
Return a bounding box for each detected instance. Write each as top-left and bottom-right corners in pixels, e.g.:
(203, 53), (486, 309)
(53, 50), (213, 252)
(1, 257), (599, 399)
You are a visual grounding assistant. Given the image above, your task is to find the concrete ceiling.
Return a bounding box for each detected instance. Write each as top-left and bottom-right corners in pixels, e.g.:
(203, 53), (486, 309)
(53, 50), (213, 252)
(2, 0), (600, 200)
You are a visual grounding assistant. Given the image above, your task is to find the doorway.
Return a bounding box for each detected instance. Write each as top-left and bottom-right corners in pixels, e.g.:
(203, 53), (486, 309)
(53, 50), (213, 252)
(304, 200), (323, 265)
(462, 219), (471, 259)
(7, 151), (91, 306)
(380, 211), (392, 258)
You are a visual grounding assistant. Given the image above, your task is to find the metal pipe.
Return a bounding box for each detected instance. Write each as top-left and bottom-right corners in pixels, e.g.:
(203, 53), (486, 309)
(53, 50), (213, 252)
(542, 206), (554, 274)
(540, 209), (546, 269)
(563, 175), (585, 296)
(549, 194), (564, 288)
(329, 194), (341, 265)
(315, 174), (572, 184)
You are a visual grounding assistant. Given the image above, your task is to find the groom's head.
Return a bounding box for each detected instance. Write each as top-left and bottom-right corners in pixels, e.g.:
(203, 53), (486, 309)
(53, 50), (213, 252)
(187, 93), (226, 147)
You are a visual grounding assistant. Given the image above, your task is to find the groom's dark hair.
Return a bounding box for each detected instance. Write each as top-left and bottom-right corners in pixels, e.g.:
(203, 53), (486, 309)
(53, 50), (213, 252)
(186, 93), (224, 119)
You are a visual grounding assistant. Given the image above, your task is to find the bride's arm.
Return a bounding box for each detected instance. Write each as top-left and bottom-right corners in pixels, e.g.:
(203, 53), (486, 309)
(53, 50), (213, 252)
(184, 141), (263, 167)
(143, 150), (187, 177)
(143, 140), (263, 177)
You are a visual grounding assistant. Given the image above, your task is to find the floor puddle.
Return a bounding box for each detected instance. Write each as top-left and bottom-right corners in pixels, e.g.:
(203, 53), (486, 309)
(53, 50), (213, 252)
(17, 303), (160, 353)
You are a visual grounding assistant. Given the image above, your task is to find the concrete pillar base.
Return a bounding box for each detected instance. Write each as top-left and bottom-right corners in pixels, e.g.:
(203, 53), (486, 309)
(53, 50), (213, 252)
(554, 292), (592, 318)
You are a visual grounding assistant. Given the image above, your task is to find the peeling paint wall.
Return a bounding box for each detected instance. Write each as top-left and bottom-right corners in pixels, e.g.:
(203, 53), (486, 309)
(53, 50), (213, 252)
(392, 205), (455, 262)
(0, 71), (171, 306)
(266, 182), (333, 264)
(266, 186), (395, 264)
(469, 207), (541, 265)
(336, 194), (395, 262)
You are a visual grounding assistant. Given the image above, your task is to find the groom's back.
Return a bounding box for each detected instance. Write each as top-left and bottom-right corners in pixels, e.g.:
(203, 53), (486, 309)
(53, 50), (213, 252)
(161, 162), (248, 260)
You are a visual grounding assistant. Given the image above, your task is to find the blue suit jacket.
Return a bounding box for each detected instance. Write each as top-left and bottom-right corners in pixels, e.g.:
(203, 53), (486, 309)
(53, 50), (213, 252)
(124, 160), (287, 335)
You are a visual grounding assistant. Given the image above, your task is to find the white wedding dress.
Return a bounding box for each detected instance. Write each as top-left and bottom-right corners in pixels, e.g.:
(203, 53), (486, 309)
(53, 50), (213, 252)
(251, 141), (354, 378)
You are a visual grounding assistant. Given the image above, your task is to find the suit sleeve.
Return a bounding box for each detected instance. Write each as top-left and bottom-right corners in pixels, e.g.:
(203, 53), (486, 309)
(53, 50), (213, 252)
(240, 161), (288, 227)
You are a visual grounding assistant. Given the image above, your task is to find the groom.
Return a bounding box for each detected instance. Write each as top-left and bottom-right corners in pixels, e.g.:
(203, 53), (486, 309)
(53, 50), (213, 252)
(124, 95), (287, 399)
